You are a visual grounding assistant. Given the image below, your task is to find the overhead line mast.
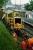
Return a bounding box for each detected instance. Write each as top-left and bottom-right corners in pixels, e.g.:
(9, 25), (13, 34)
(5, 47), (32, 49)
(15, 0), (16, 9)
(20, 0), (21, 10)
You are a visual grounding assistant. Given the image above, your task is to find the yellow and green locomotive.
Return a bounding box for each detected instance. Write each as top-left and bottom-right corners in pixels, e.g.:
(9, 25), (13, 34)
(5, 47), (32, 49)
(4, 10), (24, 30)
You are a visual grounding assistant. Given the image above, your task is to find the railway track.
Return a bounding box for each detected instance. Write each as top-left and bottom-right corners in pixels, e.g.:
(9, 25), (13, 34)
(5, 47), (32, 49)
(20, 22), (33, 38)
(24, 24), (33, 37)
(17, 26), (33, 45)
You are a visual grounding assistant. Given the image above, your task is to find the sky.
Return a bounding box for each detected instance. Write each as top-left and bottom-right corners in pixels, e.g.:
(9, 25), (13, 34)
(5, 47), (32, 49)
(11, 0), (29, 5)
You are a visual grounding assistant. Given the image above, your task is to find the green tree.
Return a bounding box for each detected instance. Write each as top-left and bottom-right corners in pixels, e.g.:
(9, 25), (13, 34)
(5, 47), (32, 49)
(0, 0), (9, 8)
(0, 0), (9, 19)
(25, 0), (33, 11)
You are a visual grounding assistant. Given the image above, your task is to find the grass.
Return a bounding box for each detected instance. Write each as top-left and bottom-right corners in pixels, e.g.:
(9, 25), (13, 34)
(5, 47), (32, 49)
(0, 21), (22, 50)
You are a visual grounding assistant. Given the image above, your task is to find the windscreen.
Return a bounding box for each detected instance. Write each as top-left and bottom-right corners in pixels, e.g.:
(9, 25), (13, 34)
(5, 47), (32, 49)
(15, 18), (21, 24)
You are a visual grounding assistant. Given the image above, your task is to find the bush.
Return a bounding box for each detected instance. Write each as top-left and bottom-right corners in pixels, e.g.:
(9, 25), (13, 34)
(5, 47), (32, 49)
(0, 21), (22, 50)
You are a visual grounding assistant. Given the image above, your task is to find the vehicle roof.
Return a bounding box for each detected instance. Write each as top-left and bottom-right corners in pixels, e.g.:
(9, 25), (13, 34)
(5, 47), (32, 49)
(14, 16), (21, 18)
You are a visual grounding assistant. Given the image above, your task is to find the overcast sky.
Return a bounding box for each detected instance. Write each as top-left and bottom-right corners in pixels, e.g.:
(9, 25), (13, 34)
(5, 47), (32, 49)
(11, 0), (29, 5)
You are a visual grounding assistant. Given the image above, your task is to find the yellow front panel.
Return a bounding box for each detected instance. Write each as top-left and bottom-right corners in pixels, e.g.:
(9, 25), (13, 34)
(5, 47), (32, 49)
(14, 17), (24, 29)
(14, 23), (22, 29)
